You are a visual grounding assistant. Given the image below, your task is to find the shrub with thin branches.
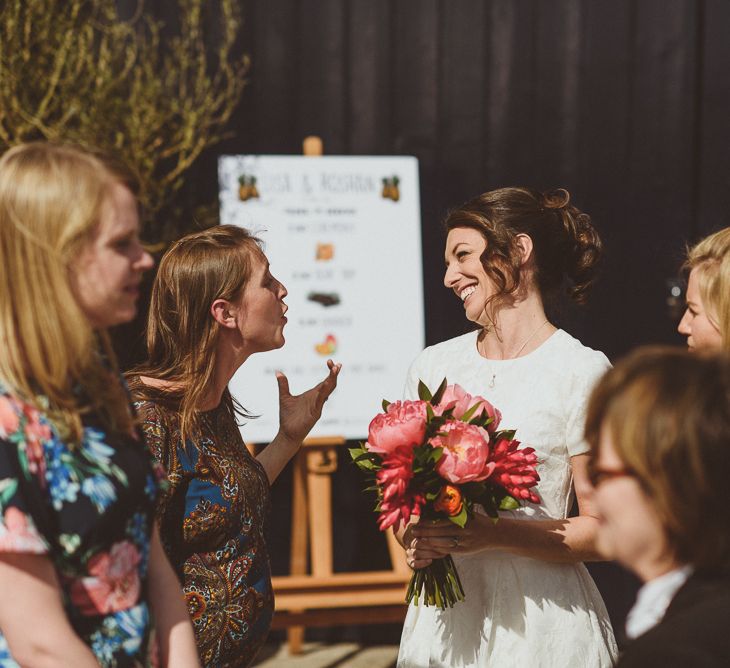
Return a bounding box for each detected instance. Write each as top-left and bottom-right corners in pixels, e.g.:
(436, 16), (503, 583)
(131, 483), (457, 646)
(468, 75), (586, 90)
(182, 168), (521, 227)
(0, 0), (248, 240)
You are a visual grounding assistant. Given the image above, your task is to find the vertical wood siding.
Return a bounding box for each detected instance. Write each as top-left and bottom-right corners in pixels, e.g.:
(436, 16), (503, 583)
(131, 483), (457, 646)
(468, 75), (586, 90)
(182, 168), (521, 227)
(214, 0), (729, 359)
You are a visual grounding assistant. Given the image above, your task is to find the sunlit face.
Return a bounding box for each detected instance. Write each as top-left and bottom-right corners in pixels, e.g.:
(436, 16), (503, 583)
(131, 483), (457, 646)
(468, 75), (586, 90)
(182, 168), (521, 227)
(677, 268), (722, 351)
(70, 183), (154, 328)
(236, 252), (289, 353)
(590, 427), (673, 582)
(443, 227), (496, 326)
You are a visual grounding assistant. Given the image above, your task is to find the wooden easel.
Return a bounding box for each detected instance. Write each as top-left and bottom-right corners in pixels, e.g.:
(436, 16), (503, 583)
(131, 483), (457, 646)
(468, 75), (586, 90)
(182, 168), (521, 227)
(267, 137), (411, 654)
(271, 436), (411, 654)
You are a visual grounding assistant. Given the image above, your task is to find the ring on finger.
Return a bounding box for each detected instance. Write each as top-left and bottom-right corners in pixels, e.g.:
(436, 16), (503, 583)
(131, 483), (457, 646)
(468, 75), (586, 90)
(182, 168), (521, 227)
(451, 537), (459, 548)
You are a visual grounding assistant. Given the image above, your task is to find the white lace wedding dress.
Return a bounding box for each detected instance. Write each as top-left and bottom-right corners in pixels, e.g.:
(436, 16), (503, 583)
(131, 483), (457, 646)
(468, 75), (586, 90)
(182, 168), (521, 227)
(397, 330), (618, 667)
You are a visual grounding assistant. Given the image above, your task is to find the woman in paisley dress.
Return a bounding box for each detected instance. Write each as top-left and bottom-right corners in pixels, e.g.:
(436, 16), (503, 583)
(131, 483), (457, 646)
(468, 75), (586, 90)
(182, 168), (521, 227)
(0, 143), (199, 666)
(397, 187), (617, 666)
(128, 225), (341, 667)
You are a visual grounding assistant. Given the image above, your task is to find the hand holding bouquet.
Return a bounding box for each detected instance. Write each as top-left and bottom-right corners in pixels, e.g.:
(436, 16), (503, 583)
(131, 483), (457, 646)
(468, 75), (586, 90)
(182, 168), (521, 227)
(350, 379), (540, 609)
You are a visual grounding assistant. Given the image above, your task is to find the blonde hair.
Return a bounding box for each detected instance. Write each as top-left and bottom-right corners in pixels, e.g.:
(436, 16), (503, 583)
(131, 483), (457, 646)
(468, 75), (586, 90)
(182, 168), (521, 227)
(129, 225), (261, 442)
(585, 346), (730, 574)
(685, 226), (730, 351)
(0, 142), (135, 442)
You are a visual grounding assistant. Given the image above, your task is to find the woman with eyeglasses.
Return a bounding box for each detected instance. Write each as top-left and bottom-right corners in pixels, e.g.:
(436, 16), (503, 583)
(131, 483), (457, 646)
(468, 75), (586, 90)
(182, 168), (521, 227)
(585, 347), (730, 667)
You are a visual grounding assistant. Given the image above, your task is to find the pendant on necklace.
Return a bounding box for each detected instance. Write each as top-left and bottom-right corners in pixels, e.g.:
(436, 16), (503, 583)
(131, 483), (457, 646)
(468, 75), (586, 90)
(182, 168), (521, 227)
(488, 373), (496, 389)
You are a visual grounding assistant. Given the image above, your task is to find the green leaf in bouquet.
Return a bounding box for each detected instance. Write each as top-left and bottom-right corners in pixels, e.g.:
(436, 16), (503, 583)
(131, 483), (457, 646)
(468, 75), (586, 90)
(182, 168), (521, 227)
(431, 378), (448, 406)
(448, 504), (468, 528)
(348, 445), (367, 460)
(382, 399), (391, 412)
(427, 446), (443, 465)
(352, 451), (380, 472)
(459, 401), (481, 423)
(499, 495), (520, 511)
(426, 402), (435, 422)
(425, 414), (448, 439)
(496, 429), (516, 441)
(469, 414), (493, 427)
(417, 380), (433, 402)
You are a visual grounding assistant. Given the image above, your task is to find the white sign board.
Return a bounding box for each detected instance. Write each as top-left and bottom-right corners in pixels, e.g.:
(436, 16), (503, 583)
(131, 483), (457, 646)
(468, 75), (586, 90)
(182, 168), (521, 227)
(218, 155), (425, 443)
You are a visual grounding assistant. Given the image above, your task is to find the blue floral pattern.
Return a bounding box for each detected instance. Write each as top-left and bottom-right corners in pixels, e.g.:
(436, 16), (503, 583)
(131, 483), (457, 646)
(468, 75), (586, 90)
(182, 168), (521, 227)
(0, 382), (160, 667)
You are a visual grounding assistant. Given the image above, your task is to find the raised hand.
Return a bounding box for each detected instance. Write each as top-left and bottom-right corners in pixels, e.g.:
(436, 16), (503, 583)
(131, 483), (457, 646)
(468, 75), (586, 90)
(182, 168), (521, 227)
(275, 359), (342, 444)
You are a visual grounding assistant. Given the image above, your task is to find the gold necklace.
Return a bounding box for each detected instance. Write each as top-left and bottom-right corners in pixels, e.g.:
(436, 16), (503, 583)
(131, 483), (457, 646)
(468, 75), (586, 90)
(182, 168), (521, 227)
(480, 319), (550, 389)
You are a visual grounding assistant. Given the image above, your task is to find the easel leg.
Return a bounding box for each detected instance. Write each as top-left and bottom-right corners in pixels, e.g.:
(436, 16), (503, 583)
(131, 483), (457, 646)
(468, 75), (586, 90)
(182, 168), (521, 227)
(306, 447), (336, 576)
(287, 453), (308, 654)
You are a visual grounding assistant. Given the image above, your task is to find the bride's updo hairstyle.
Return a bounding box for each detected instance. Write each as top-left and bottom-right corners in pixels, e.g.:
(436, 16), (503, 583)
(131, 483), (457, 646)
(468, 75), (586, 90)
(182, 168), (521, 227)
(444, 187), (602, 317)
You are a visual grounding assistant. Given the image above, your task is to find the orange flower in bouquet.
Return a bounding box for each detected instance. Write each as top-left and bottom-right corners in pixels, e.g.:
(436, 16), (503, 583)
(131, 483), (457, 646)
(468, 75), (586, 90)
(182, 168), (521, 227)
(350, 379), (541, 609)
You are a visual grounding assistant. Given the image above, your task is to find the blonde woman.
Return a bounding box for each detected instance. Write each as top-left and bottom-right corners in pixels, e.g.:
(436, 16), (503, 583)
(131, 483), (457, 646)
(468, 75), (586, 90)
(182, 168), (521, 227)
(128, 225), (340, 667)
(0, 143), (199, 666)
(678, 226), (730, 351)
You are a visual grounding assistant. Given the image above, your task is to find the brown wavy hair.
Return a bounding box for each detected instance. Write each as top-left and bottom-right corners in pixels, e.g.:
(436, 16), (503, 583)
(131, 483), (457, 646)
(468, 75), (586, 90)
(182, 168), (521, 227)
(129, 225), (261, 443)
(585, 346), (730, 574)
(444, 187), (602, 321)
(0, 142), (138, 443)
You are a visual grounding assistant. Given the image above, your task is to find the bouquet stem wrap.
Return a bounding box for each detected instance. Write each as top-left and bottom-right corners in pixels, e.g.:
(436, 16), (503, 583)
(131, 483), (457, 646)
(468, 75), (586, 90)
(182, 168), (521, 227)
(407, 554), (465, 608)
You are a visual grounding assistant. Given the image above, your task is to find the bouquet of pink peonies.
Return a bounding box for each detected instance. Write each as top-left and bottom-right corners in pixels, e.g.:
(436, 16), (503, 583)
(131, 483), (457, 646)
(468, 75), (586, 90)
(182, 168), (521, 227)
(350, 379), (541, 609)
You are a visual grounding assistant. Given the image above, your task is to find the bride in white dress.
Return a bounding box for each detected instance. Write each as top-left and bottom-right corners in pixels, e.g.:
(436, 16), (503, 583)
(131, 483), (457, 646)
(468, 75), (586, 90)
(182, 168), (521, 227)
(397, 187), (618, 667)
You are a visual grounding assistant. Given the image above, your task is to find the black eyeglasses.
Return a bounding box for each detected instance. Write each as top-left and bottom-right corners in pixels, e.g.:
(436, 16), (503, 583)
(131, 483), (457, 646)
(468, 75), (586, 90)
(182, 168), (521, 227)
(587, 461), (636, 488)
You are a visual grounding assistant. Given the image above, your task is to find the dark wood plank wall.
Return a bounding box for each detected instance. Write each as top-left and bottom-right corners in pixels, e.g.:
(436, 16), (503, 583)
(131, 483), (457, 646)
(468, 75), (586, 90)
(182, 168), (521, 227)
(698, 0), (730, 238)
(215, 0), (730, 360)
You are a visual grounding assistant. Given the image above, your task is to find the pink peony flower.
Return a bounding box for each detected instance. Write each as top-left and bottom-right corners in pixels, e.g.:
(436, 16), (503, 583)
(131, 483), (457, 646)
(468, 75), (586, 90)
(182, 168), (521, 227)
(70, 540), (142, 615)
(434, 384), (501, 433)
(0, 506), (47, 553)
(432, 421), (495, 484)
(0, 396), (20, 438)
(365, 400), (427, 456)
(490, 437), (541, 504)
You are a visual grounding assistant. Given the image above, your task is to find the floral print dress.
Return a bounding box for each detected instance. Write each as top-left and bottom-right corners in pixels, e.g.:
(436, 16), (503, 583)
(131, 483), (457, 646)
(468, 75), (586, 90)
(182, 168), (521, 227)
(132, 394), (273, 668)
(0, 383), (161, 667)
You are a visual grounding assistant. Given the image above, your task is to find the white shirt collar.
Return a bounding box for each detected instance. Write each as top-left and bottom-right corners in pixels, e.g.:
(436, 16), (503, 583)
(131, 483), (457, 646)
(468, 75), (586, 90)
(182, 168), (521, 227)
(625, 565), (694, 640)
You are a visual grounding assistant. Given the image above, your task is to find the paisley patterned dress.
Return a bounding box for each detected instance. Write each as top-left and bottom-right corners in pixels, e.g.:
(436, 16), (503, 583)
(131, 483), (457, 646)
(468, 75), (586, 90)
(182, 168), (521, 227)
(132, 392), (273, 668)
(0, 382), (161, 667)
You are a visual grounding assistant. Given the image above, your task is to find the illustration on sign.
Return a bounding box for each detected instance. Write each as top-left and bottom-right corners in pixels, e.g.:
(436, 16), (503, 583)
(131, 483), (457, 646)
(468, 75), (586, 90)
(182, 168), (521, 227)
(238, 174), (259, 201)
(308, 292), (341, 307)
(381, 175), (400, 202)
